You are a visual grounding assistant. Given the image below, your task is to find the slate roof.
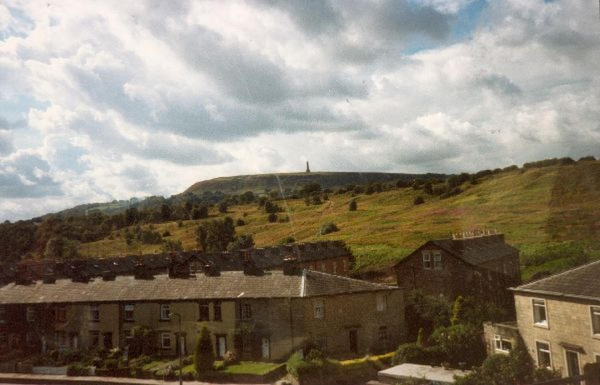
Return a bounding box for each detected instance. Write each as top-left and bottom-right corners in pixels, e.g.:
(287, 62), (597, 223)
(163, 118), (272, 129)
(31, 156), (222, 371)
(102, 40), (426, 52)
(0, 270), (395, 305)
(511, 260), (600, 301)
(427, 234), (518, 266)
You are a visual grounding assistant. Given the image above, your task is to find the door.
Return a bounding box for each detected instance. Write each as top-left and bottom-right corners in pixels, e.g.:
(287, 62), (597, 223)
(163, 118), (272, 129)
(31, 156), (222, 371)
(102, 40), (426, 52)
(565, 350), (580, 377)
(349, 330), (358, 353)
(175, 333), (187, 355)
(217, 335), (227, 358)
(261, 337), (270, 359)
(103, 332), (113, 350)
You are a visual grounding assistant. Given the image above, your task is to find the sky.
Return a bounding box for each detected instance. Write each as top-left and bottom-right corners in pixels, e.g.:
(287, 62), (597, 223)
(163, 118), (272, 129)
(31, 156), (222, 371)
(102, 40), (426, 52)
(0, 0), (599, 221)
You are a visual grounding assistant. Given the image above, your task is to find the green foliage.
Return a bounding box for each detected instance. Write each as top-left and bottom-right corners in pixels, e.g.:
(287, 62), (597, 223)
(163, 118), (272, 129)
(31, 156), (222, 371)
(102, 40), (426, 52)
(191, 206), (208, 220)
(44, 236), (79, 261)
(235, 218), (245, 226)
(195, 217), (236, 252)
(429, 324), (485, 367)
(104, 358), (119, 369)
(413, 196), (425, 205)
(286, 350), (337, 381)
(67, 363), (89, 376)
(320, 222), (339, 235)
(267, 213), (278, 223)
(218, 201), (228, 213)
(392, 343), (431, 365)
(129, 326), (156, 357)
(280, 236), (295, 244)
(416, 328), (425, 346)
(450, 296), (465, 326)
(263, 201), (282, 214)
(227, 234), (255, 251)
(195, 326), (215, 373)
(404, 290), (451, 340)
(161, 239), (183, 253)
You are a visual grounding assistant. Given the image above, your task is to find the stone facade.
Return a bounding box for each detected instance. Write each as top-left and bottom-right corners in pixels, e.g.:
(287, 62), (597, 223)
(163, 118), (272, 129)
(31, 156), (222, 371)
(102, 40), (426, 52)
(482, 321), (520, 356)
(514, 293), (600, 377)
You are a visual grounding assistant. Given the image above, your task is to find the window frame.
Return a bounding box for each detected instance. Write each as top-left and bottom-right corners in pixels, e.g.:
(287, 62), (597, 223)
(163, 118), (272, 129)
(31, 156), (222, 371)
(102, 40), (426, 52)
(314, 299), (325, 319)
(26, 306), (35, 322)
(535, 340), (552, 369)
(376, 293), (387, 312)
(422, 250), (432, 269)
(591, 306), (600, 338)
(55, 306), (67, 323)
(199, 301), (210, 322)
(124, 304), (135, 322)
(493, 335), (513, 353)
(161, 332), (171, 349)
(532, 298), (549, 328)
(213, 301), (222, 322)
(90, 304), (100, 322)
(242, 304), (252, 320)
(433, 250), (442, 270)
(160, 304), (171, 321)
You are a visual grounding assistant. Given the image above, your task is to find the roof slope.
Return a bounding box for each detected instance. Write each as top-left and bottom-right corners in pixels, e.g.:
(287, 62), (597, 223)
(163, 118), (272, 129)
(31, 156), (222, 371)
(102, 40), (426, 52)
(512, 260), (600, 300)
(0, 270), (395, 305)
(431, 234), (518, 266)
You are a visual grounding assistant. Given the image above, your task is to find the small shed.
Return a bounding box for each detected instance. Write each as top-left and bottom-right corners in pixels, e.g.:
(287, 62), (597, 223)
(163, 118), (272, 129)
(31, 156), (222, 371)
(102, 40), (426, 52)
(378, 363), (471, 384)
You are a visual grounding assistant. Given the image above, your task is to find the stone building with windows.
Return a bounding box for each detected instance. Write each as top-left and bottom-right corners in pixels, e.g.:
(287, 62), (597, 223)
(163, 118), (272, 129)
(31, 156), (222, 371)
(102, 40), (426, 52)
(509, 260), (600, 378)
(0, 263), (403, 361)
(393, 231), (520, 304)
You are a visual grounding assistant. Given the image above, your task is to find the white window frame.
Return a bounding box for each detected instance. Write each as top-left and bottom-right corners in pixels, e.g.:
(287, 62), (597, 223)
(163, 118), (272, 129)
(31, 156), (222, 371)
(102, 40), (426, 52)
(160, 304), (171, 320)
(90, 304), (100, 322)
(433, 250), (442, 270)
(376, 293), (387, 312)
(242, 304), (252, 319)
(536, 340), (552, 369)
(591, 306), (600, 338)
(161, 332), (171, 349)
(26, 306), (35, 322)
(314, 299), (325, 319)
(532, 298), (548, 328)
(124, 304), (135, 322)
(493, 335), (512, 353)
(422, 250), (431, 269)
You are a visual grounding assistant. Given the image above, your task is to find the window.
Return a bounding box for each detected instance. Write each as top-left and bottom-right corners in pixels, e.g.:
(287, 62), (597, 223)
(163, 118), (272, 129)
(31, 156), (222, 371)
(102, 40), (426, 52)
(199, 302), (209, 321)
(376, 293), (387, 312)
(422, 250), (431, 269)
(314, 299), (324, 319)
(124, 304), (134, 322)
(342, 260), (347, 272)
(214, 301), (222, 322)
(90, 304), (100, 322)
(161, 332), (171, 349)
(89, 331), (100, 348)
(56, 331), (67, 350)
(55, 306), (67, 323)
(160, 304), (171, 320)
(378, 326), (388, 341)
(532, 299), (548, 327)
(333, 262), (337, 274)
(494, 335), (513, 353)
(242, 304), (252, 319)
(26, 306), (35, 322)
(0, 307), (5, 324)
(0, 333), (7, 347)
(433, 250), (442, 270)
(536, 341), (552, 368)
(320, 262), (326, 272)
(591, 306), (600, 336)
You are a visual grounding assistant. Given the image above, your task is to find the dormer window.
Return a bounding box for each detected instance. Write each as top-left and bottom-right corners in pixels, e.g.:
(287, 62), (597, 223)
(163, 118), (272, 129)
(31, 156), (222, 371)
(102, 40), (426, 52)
(422, 250), (431, 269)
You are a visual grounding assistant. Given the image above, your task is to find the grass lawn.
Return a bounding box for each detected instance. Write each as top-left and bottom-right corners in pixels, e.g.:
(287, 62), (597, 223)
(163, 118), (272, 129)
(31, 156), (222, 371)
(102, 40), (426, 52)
(181, 361), (283, 376)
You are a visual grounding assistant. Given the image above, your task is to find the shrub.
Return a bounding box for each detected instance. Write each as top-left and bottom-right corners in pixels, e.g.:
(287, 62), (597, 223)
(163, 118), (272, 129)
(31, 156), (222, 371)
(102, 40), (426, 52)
(392, 343), (430, 365)
(348, 199), (357, 211)
(67, 363), (89, 376)
(413, 196), (425, 205)
(218, 202), (228, 213)
(280, 236), (295, 244)
(162, 230), (171, 237)
(195, 326), (214, 373)
(320, 222), (339, 235)
(236, 218), (245, 226)
(223, 350), (239, 365)
(104, 359), (119, 370)
(268, 213), (278, 223)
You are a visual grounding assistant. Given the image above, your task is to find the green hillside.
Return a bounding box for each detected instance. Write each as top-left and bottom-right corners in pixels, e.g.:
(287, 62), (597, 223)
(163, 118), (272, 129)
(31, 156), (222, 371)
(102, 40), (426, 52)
(79, 161), (600, 281)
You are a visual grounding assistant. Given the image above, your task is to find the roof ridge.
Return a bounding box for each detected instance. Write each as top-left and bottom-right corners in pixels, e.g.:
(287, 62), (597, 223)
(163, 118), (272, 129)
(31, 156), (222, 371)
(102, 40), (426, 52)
(305, 269), (394, 289)
(515, 259), (600, 290)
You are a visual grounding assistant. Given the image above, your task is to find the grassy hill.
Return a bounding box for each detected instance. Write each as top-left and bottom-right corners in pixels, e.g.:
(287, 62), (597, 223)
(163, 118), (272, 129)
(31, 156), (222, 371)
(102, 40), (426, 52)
(182, 171), (447, 195)
(79, 161), (600, 281)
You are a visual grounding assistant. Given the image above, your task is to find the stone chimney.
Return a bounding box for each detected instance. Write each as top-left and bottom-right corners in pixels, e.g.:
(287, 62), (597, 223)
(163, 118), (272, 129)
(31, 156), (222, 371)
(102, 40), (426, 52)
(282, 257), (300, 275)
(168, 253), (190, 278)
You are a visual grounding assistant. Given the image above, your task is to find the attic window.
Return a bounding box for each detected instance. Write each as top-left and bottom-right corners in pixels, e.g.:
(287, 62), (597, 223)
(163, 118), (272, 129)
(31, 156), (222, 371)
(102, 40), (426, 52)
(422, 250), (431, 269)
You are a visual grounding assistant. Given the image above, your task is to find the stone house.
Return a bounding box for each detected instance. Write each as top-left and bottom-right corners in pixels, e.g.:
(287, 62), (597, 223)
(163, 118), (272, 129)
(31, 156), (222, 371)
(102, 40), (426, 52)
(393, 232), (520, 304)
(510, 260), (600, 377)
(0, 264), (403, 361)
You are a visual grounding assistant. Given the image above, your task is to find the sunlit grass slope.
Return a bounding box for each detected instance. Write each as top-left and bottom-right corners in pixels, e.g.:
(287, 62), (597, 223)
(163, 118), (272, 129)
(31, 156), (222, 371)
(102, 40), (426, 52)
(79, 162), (600, 278)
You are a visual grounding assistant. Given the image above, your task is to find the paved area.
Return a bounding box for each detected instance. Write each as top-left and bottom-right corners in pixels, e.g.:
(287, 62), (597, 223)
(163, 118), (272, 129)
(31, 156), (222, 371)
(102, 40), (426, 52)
(0, 373), (269, 385)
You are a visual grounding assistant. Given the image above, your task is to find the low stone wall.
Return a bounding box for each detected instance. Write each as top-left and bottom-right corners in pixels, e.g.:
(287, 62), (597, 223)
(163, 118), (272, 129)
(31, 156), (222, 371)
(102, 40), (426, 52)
(31, 366), (67, 375)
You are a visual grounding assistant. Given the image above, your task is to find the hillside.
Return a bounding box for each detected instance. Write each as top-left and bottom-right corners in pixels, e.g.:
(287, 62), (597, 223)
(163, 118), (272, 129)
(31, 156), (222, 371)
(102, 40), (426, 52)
(182, 171), (447, 195)
(79, 160), (600, 281)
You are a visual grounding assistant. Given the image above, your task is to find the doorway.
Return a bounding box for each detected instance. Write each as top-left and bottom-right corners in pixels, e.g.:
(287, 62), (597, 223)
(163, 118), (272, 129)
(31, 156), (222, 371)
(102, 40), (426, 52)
(261, 337), (270, 359)
(216, 335), (227, 358)
(349, 330), (358, 353)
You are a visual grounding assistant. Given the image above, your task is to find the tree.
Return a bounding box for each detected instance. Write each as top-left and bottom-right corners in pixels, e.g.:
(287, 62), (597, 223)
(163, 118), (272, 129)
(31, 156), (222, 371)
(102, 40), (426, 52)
(227, 234), (255, 251)
(195, 217), (236, 252)
(218, 202), (228, 213)
(162, 239), (183, 253)
(191, 206), (208, 220)
(414, 196), (425, 205)
(44, 237), (78, 262)
(195, 326), (215, 373)
(450, 296), (465, 326)
(348, 199), (357, 211)
(320, 222), (338, 235)
(268, 213), (278, 223)
(160, 204), (172, 222)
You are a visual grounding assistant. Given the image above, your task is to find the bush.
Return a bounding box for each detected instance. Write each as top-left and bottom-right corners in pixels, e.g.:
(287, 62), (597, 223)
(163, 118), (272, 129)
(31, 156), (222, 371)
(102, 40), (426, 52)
(267, 213), (278, 223)
(67, 363), (89, 376)
(218, 202), (228, 213)
(320, 222), (339, 235)
(195, 326), (214, 373)
(280, 236), (295, 244)
(393, 343), (430, 365)
(348, 199), (357, 211)
(162, 230), (171, 237)
(104, 359), (119, 370)
(236, 218), (245, 226)
(223, 350), (238, 365)
(413, 196), (425, 205)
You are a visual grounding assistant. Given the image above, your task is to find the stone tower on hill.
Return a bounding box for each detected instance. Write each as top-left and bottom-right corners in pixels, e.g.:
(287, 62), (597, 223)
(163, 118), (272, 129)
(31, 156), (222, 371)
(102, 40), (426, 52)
(306, 161), (311, 173)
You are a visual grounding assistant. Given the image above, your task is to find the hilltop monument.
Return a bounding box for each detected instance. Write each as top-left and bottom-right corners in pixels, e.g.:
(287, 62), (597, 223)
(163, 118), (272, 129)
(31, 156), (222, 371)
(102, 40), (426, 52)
(306, 161), (311, 173)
